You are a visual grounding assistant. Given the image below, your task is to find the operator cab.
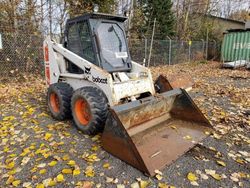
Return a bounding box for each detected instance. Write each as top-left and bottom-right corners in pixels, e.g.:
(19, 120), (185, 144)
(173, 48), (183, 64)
(64, 13), (132, 73)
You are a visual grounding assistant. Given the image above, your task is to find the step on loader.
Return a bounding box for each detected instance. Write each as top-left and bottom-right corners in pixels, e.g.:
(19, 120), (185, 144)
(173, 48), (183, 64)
(43, 13), (213, 176)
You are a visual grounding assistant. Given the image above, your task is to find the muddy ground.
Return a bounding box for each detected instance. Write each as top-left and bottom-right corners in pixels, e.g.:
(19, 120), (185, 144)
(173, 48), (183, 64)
(0, 61), (249, 188)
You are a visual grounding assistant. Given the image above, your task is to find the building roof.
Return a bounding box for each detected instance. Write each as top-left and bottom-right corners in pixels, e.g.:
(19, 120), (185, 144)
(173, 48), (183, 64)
(193, 13), (245, 25)
(226, 28), (250, 33)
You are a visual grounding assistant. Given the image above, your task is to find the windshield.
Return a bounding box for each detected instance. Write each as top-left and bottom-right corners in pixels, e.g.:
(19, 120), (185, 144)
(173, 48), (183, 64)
(97, 23), (128, 68)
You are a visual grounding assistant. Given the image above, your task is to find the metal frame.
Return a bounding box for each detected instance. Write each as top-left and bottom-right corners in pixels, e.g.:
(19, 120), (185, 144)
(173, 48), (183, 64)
(64, 13), (132, 73)
(43, 37), (155, 106)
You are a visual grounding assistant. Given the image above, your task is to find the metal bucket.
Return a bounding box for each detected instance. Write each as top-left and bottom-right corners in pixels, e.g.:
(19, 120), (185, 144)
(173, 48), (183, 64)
(155, 74), (194, 92)
(101, 89), (213, 176)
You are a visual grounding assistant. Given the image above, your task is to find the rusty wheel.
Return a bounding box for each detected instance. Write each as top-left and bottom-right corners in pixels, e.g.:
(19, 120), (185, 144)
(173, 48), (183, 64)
(75, 98), (92, 125)
(50, 92), (60, 113)
(47, 83), (73, 120)
(71, 86), (108, 135)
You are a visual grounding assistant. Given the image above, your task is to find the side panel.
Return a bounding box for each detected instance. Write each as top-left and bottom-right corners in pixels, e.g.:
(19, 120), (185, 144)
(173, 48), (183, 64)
(221, 31), (250, 62)
(43, 39), (60, 85)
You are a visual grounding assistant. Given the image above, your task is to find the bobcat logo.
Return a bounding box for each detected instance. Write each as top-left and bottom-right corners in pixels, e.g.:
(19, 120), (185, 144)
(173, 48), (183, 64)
(84, 66), (91, 74)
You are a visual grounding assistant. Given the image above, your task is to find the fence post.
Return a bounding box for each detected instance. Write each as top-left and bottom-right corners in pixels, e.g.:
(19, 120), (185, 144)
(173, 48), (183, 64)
(188, 40), (191, 63)
(143, 35), (147, 66)
(201, 39), (205, 59)
(148, 18), (156, 67)
(166, 36), (171, 65)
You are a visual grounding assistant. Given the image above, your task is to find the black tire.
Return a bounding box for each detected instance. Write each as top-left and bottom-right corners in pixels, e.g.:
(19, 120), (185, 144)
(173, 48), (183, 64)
(71, 86), (108, 135)
(47, 82), (73, 120)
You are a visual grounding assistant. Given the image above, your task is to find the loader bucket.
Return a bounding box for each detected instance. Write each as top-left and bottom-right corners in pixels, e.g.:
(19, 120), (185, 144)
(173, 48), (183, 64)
(101, 89), (213, 176)
(155, 74), (194, 92)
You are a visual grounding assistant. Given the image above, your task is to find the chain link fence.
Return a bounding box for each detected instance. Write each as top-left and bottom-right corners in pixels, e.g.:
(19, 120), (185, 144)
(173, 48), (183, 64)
(129, 39), (219, 66)
(0, 33), (43, 78)
(0, 32), (219, 79)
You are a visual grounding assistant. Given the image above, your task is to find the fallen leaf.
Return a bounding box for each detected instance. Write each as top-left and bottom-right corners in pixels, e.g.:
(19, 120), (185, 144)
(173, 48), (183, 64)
(73, 168), (81, 176)
(210, 173), (222, 180)
(106, 177), (114, 183)
(130, 182), (140, 188)
(44, 133), (52, 140)
(117, 184), (125, 188)
(85, 166), (95, 177)
(190, 181), (199, 186)
(216, 160), (226, 167)
(48, 160), (57, 167)
(62, 168), (72, 174)
(12, 180), (21, 187)
(56, 174), (64, 182)
(184, 135), (192, 140)
(187, 172), (198, 182)
(37, 163), (46, 168)
(67, 160), (76, 166)
(36, 183), (45, 188)
(103, 163), (110, 169)
(140, 180), (150, 188)
(39, 169), (47, 174)
(155, 174), (163, 180)
(23, 182), (32, 187)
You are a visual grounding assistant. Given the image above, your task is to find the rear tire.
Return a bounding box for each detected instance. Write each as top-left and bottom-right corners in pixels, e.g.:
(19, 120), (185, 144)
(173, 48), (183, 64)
(47, 83), (73, 120)
(71, 86), (108, 135)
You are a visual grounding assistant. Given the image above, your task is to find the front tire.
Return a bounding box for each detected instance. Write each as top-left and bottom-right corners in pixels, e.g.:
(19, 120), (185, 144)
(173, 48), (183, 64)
(71, 86), (108, 135)
(47, 83), (73, 120)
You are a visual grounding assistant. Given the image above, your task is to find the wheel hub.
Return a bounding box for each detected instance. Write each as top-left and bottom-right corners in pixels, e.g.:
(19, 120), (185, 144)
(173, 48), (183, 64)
(75, 98), (92, 125)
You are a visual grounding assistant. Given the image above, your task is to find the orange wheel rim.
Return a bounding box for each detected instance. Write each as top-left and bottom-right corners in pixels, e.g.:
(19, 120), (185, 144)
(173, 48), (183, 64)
(50, 93), (60, 113)
(75, 98), (92, 126)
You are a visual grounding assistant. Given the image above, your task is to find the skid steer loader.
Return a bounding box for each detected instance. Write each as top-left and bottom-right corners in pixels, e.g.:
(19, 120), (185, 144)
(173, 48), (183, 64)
(43, 13), (212, 176)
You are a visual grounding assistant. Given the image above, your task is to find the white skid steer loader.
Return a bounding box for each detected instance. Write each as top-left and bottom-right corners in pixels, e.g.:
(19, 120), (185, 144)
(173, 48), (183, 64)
(44, 13), (213, 176)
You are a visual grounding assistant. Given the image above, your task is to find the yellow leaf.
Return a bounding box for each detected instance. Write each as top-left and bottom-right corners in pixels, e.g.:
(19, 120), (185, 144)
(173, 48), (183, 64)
(18, 98), (23, 103)
(91, 145), (99, 151)
(48, 161), (57, 167)
(236, 158), (244, 164)
(36, 183), (45, 188)
(155, 174), (163, 180)
(170, 125), (177, 130)
(158, 183), (175, 188)
(44, 133), (52, 140)
(6, 175), (14, 185)
(62, 155), (69, 161)
(103, 163), (110, 169)
(216, 160), (226, 167)
(140, 180), (149, 188)
(183, 135), (192, 140)
(8, 169), (17, 175)
(12, 180), (21, 187)
(85, 166), (95, 177)
(67, 160), (76, 166)
(210, 173), (222, 180)
(6, 161), (15, 169)
(187, 172), (198, 182)
(39, 169), (47, 174)
(56, 174), (64, 182)
(62, 168), (73, 174)
(48, 180), (56, 186)
(73, 168), (81, 176)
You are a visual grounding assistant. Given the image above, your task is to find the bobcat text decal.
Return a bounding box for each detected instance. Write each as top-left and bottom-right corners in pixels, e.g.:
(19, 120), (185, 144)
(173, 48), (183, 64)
(84, 66), (91, 74)
(92, 76), (108, 84)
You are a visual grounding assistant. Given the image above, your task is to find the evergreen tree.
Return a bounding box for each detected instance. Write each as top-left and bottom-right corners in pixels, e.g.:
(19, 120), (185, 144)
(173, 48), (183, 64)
(65, 0), (115, 17)
(143, 0), (175, 39)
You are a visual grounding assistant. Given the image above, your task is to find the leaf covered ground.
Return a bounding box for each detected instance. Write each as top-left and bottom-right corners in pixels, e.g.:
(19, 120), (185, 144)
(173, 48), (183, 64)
(0, 61), (249, 188)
